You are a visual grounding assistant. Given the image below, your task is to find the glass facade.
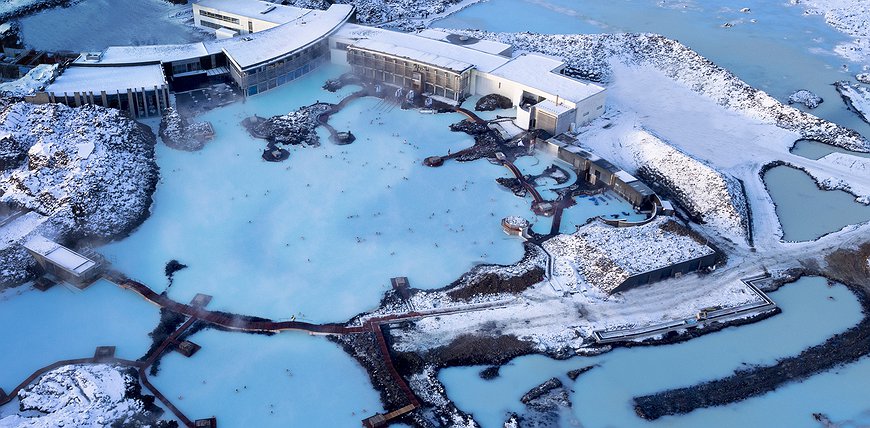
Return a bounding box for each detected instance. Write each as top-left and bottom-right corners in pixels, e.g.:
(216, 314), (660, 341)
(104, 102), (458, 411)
(346, 47), (471, 101)
(232, 40), (329, 97)
(198, 10), (240, 25)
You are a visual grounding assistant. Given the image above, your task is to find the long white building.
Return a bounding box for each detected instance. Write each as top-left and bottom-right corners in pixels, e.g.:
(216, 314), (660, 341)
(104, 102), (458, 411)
(26, 0), (606, 134)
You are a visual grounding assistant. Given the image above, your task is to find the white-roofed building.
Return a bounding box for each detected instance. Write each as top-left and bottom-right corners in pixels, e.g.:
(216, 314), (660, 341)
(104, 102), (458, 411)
(477, 53), (606, 134)
(28, 64), (170, 118)
(329, 25), (605, 127)
(193, 0), (311, 38)
(202, 3), (353, 96)
(331, 24), (510, 103)
(414, 29), (513, 57)
(23, 235), (102, 288)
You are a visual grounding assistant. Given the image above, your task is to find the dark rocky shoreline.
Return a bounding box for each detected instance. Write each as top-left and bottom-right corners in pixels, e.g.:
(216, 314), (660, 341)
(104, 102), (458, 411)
(634, 246), (870, 420)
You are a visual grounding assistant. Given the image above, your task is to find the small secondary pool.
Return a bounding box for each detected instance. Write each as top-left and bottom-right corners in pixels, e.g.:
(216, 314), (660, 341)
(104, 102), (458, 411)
(763, 165), (870, 241)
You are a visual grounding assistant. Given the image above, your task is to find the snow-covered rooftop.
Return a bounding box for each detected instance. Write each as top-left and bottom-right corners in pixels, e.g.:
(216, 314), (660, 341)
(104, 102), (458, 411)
(196, 0), (309, 25)
(336, 24), (510, 73)
(46, 65), (166, 94)
(23, 235), (97, 275)
(614, 170), (638, 183)
(490, 54), (605, 103)
(351, 39), (474, 74)
(415, 29), (512, 56)
(535, 98), (574, 116)
(218, 4), (353, 70)
(76, 43), (209, 65)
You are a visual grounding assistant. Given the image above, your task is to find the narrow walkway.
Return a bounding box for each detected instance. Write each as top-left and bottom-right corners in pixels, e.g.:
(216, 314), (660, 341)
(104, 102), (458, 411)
(454, 107), (486, 124)
(501, 159), (545, 204)
(317, 89), (368, 143)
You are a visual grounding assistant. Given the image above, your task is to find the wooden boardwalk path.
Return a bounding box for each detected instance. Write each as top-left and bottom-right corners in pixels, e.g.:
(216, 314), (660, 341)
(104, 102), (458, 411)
(0, 271), (516, 427)
(501, 159), (545, 204)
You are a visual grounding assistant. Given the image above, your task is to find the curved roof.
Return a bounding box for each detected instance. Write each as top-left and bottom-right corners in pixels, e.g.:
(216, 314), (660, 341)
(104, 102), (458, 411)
(72, 4), (353, 71)
(218, 4), (354, 70)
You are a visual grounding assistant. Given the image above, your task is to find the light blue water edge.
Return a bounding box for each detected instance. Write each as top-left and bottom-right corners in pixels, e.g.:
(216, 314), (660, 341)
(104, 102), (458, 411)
(791, 139), (870, 160)
(435, 0), (870, 140)
(0, 279), (159, 392)
(763, 165), (870, 242)
(440, 276), (870, 428)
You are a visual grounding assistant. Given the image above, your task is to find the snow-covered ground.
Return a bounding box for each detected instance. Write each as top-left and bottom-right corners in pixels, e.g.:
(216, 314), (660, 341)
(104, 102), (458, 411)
(0, 364), (170, 428)
(0, 0), (66, 21)
(0, 64), (56, 97)
(576, 126), (749, 242)
(0, 101), (158, 286)
(453, 30), (869, 152)
(788, 0), (870, 63)
(385, 250), (761, 354)
(835, 81), (870, 124)
(787, 89), (823, 109)
(544, 218), (715, 294)
(0, 102), (157, 240)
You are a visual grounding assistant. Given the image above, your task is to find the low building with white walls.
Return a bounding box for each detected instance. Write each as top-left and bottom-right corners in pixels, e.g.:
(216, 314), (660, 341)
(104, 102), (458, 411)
(25, 64), (170, 118)
(193, 0), (316, 38)
(329, 25), (605, 132)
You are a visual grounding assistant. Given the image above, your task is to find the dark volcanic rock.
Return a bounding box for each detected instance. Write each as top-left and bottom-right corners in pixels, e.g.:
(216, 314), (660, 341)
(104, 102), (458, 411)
(164, 259), (188, 286)
(566, 365), (595, 380)
(479, 366), (500, 380)
(0, 134), (26, 171)
(521, 378), (563, 405)
(246, 103), (331, 146)
(633, 285), (870, 420)
(475, 93), (512, 111)
(159, 107), (213, 151)
(447, 267), (544, 300)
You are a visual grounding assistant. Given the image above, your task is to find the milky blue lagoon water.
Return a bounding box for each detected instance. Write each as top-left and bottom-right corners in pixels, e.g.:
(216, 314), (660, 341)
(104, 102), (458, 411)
(764, 165), (870, 241)
(440, 277), (870, 427)
(150, 329), (384, 427)
(0, 280), (159, 390)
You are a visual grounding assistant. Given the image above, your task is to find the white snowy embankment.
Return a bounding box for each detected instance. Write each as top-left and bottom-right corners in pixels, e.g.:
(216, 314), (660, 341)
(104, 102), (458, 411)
(809, 153), (870, 204)
(453, 31), (869, 152)
(0, 64), (57, 97)
(788, 0), (870, 63)
(543, 217), (714, 294)
(630, 130), (750, 240)
(321, 0), (473, 30)
(0, 101), (157, 239)
(0, 101), (157, 287)
(0, 364), (168, 428)
(834, 81), (870, 124)
(0, 0), (67, 20)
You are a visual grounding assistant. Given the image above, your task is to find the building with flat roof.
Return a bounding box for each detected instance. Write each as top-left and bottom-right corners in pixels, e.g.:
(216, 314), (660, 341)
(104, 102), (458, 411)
(23, 235), (102, 288)
(198, 2), (353, 96)
(193, 0), (312, 38)
(26, 64), (170, 118)
(62, 2), (353, 97)
(330, 25), (605, 129)
(541, 135), (658, 210)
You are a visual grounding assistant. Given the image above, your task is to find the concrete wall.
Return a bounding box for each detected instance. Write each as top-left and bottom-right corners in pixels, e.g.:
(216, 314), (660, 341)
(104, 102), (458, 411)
(614, 252), (718, 293)
(573, 90), (606, 126)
